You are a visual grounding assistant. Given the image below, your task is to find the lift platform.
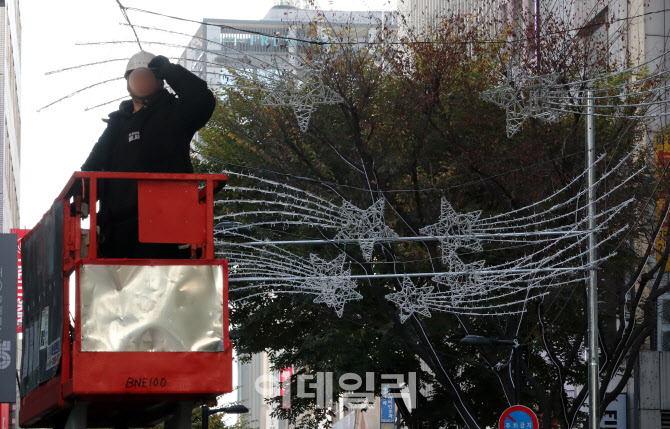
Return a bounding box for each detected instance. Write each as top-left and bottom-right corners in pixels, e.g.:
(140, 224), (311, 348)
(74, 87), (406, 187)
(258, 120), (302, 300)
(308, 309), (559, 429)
(18, 172), (231, 428)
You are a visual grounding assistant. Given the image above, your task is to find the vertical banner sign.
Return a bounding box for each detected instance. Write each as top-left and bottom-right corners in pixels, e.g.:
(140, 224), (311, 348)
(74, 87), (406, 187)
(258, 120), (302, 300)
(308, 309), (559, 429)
(600, 393), (626, 429)
(10, 229), (28, 334)
(380, 386), (395, 424)
(655, 133), (670, 270)
(380, 396), (395, 422)
(0, 233), (18, 402)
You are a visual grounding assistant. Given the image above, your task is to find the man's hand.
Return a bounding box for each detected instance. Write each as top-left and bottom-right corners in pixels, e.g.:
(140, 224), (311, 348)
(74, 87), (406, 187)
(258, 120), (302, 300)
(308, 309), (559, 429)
(147, 55), (171, 80)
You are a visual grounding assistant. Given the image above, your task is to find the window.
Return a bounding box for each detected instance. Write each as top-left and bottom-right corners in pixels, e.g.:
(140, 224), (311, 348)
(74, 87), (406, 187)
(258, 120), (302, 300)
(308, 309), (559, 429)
(659, 295), (670, 351)
(661, 410), (670, 429)
(577, 6), (610, 72)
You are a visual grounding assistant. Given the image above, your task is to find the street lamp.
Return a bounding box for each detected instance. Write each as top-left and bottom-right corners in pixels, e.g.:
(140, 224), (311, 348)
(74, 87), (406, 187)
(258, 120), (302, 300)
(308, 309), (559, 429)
(459, 335), (521, 405)
(201, 404), (249, 429)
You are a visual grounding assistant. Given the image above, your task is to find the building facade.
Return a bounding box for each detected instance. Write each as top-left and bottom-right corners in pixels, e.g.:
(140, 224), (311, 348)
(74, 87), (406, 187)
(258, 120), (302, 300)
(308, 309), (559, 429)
(179, 3), (397, 87)
(0, 0), (20, 234)
(237, 352), (291, 429)
(0, 2), (20, 427)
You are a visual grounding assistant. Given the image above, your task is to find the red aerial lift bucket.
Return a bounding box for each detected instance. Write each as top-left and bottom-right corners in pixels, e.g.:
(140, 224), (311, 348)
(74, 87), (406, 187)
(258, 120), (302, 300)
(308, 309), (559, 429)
(18, 172), (232, 428)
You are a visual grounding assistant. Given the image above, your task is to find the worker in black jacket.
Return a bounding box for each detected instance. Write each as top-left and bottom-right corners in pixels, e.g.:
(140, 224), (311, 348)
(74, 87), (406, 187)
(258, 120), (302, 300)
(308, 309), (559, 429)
(81, 51), (216, 258)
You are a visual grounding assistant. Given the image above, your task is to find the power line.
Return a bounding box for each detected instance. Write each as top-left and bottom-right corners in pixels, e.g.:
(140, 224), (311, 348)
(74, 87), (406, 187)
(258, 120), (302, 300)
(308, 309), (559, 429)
(37, 77), (124, 112)
(609, 140), (670, 255)
(115, 0), (143, 51)
(123, 5), (670, 46)
(192, 147), (596, 194)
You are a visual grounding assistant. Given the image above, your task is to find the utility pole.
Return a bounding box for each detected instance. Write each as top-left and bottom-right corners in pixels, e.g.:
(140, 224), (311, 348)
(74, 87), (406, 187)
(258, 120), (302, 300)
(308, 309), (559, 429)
(585, 87), (600, 429)
(513, 340), (521, 405)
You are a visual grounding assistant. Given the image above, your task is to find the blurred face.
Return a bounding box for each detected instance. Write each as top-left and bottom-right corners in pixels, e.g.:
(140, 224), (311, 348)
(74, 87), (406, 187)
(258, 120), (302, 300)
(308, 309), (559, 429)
(127, 67), (160, 99)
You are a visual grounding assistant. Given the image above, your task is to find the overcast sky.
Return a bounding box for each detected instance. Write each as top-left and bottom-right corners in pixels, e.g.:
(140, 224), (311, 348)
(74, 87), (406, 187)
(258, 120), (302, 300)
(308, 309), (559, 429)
(20, 0), (395, 228)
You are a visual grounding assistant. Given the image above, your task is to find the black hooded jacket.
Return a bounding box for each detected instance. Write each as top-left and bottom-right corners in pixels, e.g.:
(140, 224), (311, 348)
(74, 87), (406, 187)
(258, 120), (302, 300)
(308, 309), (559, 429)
(81, 62), (216, 225)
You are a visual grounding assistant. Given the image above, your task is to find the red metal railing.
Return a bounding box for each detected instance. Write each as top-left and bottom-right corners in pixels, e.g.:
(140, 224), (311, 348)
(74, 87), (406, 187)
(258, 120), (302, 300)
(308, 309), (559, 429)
(19, 172), (232, 428)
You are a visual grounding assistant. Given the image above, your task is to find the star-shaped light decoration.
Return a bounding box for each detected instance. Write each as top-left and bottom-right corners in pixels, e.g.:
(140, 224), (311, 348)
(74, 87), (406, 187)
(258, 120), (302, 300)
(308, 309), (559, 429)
(385, 276), (434, 323)
(308, 254), (362, 317)
(420, 198), (483, 263)
(262, 68), (343, 132)
(431, 256), (487, 306)
(335, 199), (399, 262)
(480, 73), (559, 137)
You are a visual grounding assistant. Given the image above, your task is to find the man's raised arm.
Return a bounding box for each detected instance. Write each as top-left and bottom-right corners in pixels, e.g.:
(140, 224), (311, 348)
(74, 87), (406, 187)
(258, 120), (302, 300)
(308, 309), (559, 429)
(148, 55), (216, 132)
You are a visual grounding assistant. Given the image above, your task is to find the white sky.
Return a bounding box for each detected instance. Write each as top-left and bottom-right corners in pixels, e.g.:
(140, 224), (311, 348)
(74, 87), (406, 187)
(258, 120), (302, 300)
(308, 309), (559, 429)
(20, 0), (395, 229)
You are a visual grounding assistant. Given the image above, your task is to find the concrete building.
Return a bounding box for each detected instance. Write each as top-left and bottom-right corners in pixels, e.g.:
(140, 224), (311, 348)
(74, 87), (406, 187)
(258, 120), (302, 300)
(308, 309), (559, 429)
(397, 0), (504, 38)
(237, 352), (291, 429)
(0, 0), (20, 234)
(395, 0), (655, 80)
(179, 2), (397, 87)
(630, 351), (670, 428)
(0, 2), (20, 427)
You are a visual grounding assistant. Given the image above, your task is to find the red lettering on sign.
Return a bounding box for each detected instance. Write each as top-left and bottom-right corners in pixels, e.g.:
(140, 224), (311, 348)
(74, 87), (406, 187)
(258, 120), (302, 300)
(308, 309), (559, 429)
(11, 229), (28, 333)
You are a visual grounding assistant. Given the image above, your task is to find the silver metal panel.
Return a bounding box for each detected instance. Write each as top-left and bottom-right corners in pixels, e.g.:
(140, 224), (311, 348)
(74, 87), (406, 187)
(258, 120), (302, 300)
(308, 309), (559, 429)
(80, 264), (224, 352)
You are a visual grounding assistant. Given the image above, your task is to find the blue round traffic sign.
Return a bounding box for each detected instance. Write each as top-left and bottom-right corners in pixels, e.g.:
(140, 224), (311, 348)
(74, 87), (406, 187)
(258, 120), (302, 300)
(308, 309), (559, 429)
(498, 405), (539, 429)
